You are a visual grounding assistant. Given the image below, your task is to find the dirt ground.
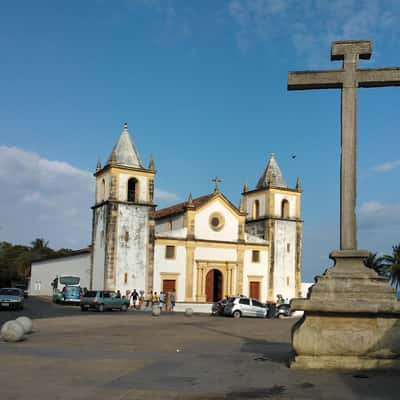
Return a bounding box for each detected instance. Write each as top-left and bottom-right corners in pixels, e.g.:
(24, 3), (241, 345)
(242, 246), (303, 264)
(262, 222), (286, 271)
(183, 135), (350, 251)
(0, 298), (399, 400)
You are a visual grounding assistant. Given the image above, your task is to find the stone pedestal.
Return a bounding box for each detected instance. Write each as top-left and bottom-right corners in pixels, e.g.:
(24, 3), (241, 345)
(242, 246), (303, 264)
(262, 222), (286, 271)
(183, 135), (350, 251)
(291, 250), (400, 370)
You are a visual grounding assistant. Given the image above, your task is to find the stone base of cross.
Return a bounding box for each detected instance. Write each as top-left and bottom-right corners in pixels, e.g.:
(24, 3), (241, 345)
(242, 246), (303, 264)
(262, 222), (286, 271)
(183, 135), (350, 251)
(287, 40), (400, 370)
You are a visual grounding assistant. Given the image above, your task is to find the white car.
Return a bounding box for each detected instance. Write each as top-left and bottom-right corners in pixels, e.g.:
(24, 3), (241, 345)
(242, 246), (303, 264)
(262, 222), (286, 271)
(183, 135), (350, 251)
(224, 297), (267, 318)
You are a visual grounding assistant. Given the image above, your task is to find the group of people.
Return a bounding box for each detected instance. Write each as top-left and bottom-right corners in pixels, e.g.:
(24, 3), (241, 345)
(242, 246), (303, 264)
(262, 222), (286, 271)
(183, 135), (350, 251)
(127, 289), (176, 311)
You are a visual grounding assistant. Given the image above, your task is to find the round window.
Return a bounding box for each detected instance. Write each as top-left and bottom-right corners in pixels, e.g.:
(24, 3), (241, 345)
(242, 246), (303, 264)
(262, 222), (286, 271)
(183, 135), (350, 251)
(209, 212), (225, 231)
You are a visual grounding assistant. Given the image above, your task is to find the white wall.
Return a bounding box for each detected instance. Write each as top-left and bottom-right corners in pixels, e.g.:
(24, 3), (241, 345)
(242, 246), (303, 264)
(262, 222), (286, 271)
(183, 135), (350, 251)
(92, 206), (106, 290)
(195, 200), (239, 242)
(274, 193), (296, 218)
(154, 243), (186, 302)
(194, 247), (236, 261)
(115, 204), (149, 294)
(118, 173), (148, 203)
(30, 253), (90, 296)
(273, 220), (296, 300)
(246, 194), (266, 219)
(96, 174), (111, 203)
(243, 249), (268, 300)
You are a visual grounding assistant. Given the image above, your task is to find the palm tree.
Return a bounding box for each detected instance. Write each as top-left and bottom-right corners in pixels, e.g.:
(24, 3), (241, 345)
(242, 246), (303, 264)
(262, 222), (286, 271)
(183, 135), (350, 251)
(30, 238), (49, 250)
(382, 244), (400, 289)
(363, 252), (387, 277)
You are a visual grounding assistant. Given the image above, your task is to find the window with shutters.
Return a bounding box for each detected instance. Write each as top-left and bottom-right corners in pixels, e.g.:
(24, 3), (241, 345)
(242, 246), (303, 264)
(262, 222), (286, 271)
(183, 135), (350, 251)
(165, 245), (176, 259)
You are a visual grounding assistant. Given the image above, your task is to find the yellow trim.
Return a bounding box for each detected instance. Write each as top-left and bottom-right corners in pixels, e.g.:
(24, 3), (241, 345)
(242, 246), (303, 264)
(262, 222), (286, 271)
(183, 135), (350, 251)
(96, 165), (155, 179)
(185, 244), (195, 301)
(194, 193), (243, 219)
(247, 275), (263, 281)
(195, 260), (237, 301)
(155, 238), (269, 249)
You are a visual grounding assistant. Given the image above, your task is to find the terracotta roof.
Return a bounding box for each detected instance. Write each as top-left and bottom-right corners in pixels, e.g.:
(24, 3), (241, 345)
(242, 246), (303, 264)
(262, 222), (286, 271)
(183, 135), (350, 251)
(155, 194), (213, 219)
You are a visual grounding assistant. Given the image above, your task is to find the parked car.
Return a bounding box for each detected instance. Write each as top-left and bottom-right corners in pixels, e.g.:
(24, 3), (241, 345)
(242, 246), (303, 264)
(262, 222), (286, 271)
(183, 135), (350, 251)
(80, 290), (129, 312)
(212, 297), (238, 316)
(276, 303), (292, 318)
(0, 288), (24, 310)
(13, 283), (29, 298)
(224, 297), (267, 318)
(61, 286), (81, 305)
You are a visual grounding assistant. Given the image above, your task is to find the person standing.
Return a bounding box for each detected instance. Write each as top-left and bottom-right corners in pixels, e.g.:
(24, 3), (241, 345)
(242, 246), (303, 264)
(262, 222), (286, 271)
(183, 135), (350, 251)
(159, 291), (166, 311)
(130, 289), (138, 309)
(170, 290), (176, 311)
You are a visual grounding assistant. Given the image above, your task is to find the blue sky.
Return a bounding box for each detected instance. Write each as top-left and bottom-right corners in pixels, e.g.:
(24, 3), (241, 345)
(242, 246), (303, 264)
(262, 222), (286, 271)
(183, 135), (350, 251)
(1, 0), (400, 281)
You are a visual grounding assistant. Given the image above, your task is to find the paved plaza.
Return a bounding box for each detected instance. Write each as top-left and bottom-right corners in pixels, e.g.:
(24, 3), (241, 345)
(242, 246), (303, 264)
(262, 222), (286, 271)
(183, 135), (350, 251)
(0, 298), (399, 400)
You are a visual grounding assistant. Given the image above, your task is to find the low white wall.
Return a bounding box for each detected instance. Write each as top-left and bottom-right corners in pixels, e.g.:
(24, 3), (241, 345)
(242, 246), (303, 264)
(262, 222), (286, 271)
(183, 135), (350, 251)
(30, 253), (91, 296)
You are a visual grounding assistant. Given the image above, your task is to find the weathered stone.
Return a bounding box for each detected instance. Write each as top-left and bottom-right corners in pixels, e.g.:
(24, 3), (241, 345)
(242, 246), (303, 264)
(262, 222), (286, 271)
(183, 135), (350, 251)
(291, 252), (400, 370)
(184, 308), (193, 317)
(16, 316), (33, 334)
(288, 40), (400, 370)
(152, 305), (160, 316)
(1, 320), (25, 342)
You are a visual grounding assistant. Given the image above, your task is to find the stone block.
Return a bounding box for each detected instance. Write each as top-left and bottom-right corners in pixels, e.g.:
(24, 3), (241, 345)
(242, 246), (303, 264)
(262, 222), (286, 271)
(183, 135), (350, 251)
(152, 305), (160, 316)
(184, 308), (193, 317)
(16, 316), (33, 334)
(1, 320), (25, 342)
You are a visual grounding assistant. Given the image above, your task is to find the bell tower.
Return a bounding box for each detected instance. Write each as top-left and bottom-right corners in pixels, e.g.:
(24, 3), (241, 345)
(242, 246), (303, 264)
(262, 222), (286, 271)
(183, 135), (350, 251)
(242, 153), (302, 300)
(90, 123), (156, 293)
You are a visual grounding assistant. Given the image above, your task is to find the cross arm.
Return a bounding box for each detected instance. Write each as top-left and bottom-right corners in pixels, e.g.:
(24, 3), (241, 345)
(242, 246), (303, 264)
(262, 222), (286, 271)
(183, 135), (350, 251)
(357, 68), (400, 88)
(288, 70), (343, 90)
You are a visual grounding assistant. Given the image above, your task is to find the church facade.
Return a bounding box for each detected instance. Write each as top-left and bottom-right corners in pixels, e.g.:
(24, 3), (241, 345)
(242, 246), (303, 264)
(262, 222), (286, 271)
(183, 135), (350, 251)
(90, 124), (303, 303)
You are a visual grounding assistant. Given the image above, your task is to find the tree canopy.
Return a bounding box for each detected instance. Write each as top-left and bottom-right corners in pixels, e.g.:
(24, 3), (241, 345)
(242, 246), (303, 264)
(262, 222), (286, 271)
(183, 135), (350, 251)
(0, 239), (73, 287)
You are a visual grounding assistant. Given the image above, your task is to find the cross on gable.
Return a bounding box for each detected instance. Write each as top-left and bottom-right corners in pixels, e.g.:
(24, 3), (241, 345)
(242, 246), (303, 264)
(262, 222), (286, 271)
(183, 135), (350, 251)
(288, 40), (400, 251)
(212, 176), (221, 193)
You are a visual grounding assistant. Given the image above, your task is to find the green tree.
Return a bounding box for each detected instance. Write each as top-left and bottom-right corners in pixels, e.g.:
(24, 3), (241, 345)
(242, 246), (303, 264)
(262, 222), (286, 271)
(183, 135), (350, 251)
(382, 244), (400, 289)
(363, 252), (387, 277)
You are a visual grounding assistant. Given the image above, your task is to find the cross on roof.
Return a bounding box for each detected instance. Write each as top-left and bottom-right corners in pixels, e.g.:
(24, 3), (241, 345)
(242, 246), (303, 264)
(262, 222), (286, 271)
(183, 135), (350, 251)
(212, 176), (221, 193)
(288, 40), (400, 251)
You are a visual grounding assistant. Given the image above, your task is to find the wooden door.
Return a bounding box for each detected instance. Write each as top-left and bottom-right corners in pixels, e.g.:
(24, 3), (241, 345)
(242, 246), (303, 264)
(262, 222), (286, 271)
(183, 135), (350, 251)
(249, 281), (260, 300)
(163, 279), (176, 293)
(205, 270), (214, 302)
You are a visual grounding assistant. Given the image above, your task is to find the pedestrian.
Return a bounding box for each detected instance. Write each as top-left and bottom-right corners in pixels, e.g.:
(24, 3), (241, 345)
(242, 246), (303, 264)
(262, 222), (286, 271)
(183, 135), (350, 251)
(139, 290), (144, 309)
(130, 289), (138, 309)
(152, 291), (159, 305)
(170, 290), (176, 311)
(116, 290), (121, 298)
(159, 291), (166, 310)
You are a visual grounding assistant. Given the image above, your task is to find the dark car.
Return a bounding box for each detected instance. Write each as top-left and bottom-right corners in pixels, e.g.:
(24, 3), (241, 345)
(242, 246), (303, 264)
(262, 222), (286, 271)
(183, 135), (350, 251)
(0, 288), (24, 310)
(80, 290), (129, 312)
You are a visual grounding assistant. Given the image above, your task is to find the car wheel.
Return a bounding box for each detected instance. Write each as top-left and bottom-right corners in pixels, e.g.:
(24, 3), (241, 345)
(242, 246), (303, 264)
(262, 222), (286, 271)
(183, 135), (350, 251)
(97, 304), (104, 312)
(233, 310), (241, 319)
(121, 304), (128, 312)
(81, 305), (88, 311)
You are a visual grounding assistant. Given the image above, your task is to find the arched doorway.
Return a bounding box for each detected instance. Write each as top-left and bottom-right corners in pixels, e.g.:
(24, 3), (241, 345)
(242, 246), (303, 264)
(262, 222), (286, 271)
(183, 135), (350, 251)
(205, 269), (223, 302)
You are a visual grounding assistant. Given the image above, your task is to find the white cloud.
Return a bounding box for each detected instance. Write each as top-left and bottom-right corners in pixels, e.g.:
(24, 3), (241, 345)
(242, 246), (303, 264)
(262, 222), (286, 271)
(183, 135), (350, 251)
(0, 146), (178, 249)
(155, 189), (179, 204)
(358, 201), (400, 231)
(372, 160), (400, 172)
(228, 0), (400, 65)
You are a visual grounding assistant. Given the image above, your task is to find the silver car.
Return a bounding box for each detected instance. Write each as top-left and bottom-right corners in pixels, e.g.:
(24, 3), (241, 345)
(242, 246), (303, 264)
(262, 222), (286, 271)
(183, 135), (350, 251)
(0, 288), (24, 310)
(224, 297), (267, 318)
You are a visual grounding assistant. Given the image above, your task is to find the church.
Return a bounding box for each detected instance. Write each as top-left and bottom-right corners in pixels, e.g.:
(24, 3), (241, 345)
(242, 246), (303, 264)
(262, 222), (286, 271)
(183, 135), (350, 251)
(30, 123), (303, 303)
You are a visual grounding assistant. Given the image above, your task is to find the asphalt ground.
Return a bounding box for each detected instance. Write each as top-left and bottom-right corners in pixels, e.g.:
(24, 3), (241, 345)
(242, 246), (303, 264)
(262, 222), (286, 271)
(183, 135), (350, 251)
(0, 297), (399, 400)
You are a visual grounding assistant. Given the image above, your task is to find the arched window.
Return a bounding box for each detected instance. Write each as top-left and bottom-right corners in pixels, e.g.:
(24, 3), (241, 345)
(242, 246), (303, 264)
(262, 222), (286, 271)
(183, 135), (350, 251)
(281, 199), (289, 218)
(100, 179), (105, 202)
(127, 178), (137, 202)
(252, 200), (260, 219)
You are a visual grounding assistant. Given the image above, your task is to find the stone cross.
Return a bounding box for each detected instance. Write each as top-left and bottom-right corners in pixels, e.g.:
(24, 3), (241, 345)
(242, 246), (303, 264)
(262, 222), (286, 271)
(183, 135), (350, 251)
(288, 40), (400, 251)
(212, 176), (221, 193)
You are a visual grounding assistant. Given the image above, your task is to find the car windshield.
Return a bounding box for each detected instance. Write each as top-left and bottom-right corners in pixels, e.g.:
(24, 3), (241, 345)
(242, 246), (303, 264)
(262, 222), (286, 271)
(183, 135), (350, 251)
(0, 289), (20, 296)
(64, 286), (80, 294)
(60, 276), (80, 285)
(84, 291), (98, 298)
